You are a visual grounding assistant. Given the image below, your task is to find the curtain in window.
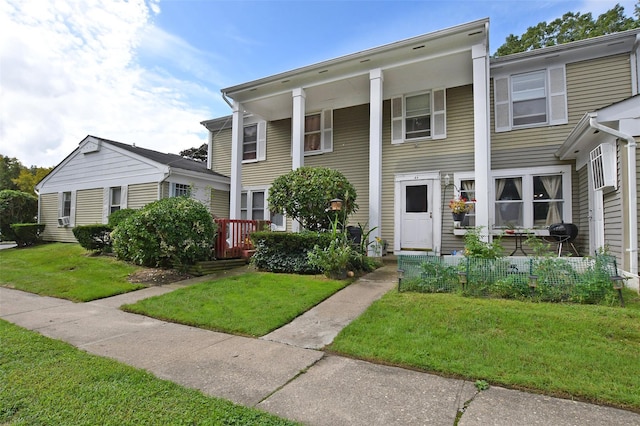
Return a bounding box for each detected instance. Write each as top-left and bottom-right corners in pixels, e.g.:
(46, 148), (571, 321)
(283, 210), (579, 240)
(496, 179), (506, 200)
(461, 180), (475, 195)
(540, 175), (562, 225)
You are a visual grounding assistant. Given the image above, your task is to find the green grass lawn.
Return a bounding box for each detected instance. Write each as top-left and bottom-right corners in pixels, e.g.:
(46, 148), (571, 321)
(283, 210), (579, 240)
(122, 272), (349, 336)
(0, 243), (145, 302)
(0, 320), (297, 425)
(328, 289), (640, 411)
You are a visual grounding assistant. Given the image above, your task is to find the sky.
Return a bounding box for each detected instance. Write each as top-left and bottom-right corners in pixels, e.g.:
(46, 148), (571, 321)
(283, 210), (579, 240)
(0, 0), (636, 168)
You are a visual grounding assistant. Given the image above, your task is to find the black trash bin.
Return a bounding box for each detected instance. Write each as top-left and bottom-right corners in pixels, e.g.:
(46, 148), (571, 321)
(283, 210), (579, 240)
(346, 226), (362, 247)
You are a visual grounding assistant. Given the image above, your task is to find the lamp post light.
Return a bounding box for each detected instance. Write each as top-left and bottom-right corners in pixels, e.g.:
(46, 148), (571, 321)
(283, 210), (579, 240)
(329, 198), (343, 211)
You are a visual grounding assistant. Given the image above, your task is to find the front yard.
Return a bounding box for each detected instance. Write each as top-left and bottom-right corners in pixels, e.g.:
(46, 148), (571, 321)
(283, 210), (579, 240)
(3, 243), (640, 412)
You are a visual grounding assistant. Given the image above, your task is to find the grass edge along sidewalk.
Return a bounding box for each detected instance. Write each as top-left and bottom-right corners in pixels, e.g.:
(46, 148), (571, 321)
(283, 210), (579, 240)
(0, 320), (298, 425)
(328, 290), (640, 412)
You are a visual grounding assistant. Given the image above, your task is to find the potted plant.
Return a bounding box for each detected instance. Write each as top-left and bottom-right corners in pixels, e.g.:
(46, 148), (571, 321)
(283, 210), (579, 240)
(449, 197), (474, 228)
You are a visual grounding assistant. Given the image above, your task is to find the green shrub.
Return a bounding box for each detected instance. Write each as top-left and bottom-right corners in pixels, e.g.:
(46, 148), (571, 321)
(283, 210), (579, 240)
(112, 197), (216, 269)
(0, 190), (38, 241)
(463, 227), (504, 259)
(9, 223), (45, 247)
(251, 231), (332, 274)
(268, 167), (358, 231)
(108, 208), (137, 228)
(73, 224), (113, 253)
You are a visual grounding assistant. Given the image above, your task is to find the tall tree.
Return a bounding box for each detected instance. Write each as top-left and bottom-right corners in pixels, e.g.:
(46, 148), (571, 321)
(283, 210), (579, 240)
(0, 155), (23, 191)
(495, 3), (640, 57)
(12, 166), (53, 194)
(179, 144), (208, 162)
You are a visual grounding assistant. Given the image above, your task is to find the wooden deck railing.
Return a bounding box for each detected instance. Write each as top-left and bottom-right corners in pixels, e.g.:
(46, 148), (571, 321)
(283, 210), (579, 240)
(213, 219), (270, 259)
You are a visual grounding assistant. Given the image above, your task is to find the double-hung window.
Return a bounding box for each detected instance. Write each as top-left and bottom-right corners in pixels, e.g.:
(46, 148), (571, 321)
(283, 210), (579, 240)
(110, 187), (121, 214)
(242, 120), (266, 162)
(62, 191), (72, 217)
(240, 188), (285, 231)
(303, 110), (333, 155)
(391, 89), (446, 144)
(494, 66), (567, 132)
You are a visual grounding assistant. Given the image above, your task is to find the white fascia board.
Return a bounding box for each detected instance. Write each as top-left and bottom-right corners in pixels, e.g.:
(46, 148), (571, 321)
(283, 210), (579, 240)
(170, 168), (230, 189)
(223, 19), (488, 98)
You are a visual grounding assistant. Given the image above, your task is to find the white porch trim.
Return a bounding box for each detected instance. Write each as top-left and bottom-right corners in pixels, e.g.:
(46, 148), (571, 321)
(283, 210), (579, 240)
(230, 101), (244, 219)
(368, 69), (383, 254)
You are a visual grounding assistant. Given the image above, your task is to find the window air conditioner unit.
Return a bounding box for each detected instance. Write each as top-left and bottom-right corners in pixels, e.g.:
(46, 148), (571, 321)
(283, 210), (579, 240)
(589, 144), (616, 191)
(57, 216), (71, 227)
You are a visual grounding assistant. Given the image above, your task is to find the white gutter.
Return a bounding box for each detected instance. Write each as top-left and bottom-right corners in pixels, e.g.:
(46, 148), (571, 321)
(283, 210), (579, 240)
(589, 117), (638, 276)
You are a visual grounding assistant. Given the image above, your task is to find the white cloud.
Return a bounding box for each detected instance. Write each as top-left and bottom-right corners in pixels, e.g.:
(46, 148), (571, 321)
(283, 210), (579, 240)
(0, 0), (215, 168)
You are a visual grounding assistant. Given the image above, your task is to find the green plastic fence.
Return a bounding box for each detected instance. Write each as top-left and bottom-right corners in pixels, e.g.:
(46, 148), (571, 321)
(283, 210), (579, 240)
(398, 254), (619, 304)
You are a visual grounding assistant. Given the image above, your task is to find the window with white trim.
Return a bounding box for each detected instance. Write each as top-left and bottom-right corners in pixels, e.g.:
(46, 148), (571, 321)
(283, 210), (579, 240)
(243, 124), (258, 161)
(171, 183), (191, 197)
(110, 187), (121, 214)
(62, 191), (72, 217)
(240, 188), (285, 231)
(391, 89), (446, 144)
(304, 110), (332, 155)
(494, 66), (567, 132)
(454, 165), (572, 230)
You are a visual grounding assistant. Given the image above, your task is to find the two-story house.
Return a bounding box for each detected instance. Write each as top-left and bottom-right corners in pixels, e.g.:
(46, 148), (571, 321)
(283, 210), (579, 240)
(202, 19), (639, 285)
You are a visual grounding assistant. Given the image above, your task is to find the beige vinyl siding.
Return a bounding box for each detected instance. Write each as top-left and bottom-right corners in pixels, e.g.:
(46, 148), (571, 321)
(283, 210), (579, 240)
(39, 193), (75, 243)
(211, 189), (230, 218)
(575, 166), (589, 254)
(160, 182), (170, 199)
(491, 54), (632, 153)
(128, 182), (158, 209)
(382, 84), (475, 253)
(75, 188), (103, 225)
(305, 104), (370, 227)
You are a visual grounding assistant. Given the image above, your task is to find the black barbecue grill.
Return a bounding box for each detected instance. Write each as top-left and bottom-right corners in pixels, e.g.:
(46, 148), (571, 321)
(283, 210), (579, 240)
(547, 223), (579, 256)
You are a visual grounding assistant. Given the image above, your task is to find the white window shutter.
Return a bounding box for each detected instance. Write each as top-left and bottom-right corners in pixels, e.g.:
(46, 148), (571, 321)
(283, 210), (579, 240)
(120, 185), (128, 209)
(70, 190), (77, 226)
(432, 88), (446, 140)
(321, 109), (333, 152)
(257, 121), (267, 161)
(548, 66), (568, 125)
(391, 96), (403, 144)
(494, 76), (511, 132)
(58, 192), (63, 218)
(102, 188), (110, 223)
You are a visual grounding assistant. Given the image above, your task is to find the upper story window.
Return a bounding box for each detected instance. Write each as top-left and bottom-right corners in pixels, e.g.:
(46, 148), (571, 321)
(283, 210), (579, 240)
(242, 121), (266, 163)
(391, 89), (446, 144)
(494, 66), (567, 132)
(243, 124), (257, 161)
(304, 110), (332, 155)
(110, 187), (121, 214)
(171, 183), (191, 197)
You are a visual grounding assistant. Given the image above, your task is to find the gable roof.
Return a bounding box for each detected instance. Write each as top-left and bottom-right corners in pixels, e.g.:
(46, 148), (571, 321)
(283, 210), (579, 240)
(91, 136), (225, 177)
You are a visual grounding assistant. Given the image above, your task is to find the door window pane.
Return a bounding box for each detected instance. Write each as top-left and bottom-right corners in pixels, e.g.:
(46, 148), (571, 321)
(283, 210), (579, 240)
(406, 185), (428, 213)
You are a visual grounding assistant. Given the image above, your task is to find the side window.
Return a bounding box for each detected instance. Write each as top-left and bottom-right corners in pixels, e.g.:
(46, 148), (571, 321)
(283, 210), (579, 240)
(62, 191), (72, 217)
(242, 121), (267, 162)
(303, 110), (332, 155)
(241, 188), (286, 231)
(110, 187), (121, 214)
(172, 183), (191, 197)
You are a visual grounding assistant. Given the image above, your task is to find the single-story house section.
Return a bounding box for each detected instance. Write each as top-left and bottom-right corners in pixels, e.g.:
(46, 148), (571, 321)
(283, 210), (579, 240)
(35, 135), (230, 243)
(202, 19), (639, 287)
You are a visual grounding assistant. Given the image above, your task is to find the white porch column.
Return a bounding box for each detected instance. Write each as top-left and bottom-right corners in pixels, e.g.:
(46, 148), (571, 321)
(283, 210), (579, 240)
(229, 101), (244, 219)
(369, 69), (383, 255)
(472, 41), (491, 241)
(291, 88), (306, 232)
(292, 88), (306, 170)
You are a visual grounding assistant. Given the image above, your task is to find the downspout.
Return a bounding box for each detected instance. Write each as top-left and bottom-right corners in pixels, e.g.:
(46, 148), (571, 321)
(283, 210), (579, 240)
(589, 117), (638, 276)
(159, 168), (172, 199)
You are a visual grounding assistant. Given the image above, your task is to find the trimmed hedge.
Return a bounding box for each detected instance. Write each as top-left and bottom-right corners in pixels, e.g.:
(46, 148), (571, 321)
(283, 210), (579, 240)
(9, 223), (45, 247)
(0, 190), (38, 241)
(107, 208), (137, 228)
(250, 231), (333, 274)
(73, 224), (113, 253)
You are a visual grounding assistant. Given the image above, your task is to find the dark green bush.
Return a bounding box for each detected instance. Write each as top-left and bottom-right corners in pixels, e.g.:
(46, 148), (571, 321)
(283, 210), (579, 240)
(10, 223), (45, 247)
(111, 197), (216, 268)
(0, 190), (38, 241)
(73, 224), (113, 253)
(251, 231), (333, 274)
(108, 208), (137, 228)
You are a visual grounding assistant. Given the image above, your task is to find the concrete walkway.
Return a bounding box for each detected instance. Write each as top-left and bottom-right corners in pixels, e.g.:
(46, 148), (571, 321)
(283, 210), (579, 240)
(1, 265), (639, 425)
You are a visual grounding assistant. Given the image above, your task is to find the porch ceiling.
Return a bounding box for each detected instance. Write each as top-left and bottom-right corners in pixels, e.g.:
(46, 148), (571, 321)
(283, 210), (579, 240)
(223, 19), (487, 121)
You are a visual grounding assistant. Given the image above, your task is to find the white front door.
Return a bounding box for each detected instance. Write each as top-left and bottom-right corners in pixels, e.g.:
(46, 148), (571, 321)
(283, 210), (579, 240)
(400, 181), (433, 250)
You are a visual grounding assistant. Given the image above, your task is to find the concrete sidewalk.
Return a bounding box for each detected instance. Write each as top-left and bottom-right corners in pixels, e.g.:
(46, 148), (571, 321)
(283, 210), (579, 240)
(1, 265), (639, 425)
